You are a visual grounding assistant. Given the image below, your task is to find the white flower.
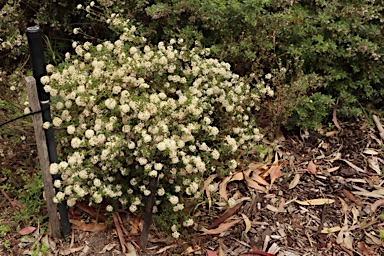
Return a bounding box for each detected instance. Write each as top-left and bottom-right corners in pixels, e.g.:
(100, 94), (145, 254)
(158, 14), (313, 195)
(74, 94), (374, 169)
(128, 141), (135, 149)
(265, 73), (272, 80)
(71, 137), (82, 148)
(52, 117), (62, 127)
(137, 157), (148, 165)
(67, 125), (76, 135)
(228, 159), (237, 169)
(43, 122), (50, 129)
(55, 192), (65, 202)
(93, 178), (101, 187)
(105, 98), (117, 109)
(40, 76), (50, 85)
(76, 4), (82, 9)
(169, 195), (179, 205)
(148, 170), (158, 177)
(154, 163), (163, 171)
(138, 111), (150, 121)
(67, 198), (77, 207)
(90, 1), (95, 7)
(183, 219), (194, 227)
(143, 189), (151, 196)
(73, 28), (80, 35)
(106, 205), (113, 212)
(172, 231), (180, 239)
(85, 129), (95, 138)
(24, 107), (30, 114)
(130, 178), (137, 186)
(54, 180), (61, 188)
(211, 149), (220, 160)
(49, 163), (59, 175)
(157, 188), (165, 196)
(143, 134), (152, 143)
(129, 205), (137, 213)
(157, 142), (166, 151)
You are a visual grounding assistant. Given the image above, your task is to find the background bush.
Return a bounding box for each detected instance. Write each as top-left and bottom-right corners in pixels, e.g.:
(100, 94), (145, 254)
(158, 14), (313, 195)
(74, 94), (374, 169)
(2, 0), (383, 132)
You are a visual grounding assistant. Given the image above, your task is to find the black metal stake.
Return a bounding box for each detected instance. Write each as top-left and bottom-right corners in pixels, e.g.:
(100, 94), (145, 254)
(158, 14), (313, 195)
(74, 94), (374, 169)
(26, 26), (71, 237)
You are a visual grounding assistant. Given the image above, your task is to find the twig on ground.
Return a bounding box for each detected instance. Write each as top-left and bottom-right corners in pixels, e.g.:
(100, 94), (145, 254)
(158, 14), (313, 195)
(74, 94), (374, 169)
(313, 204), (326, 238)
(333, 98), (342, 130)
(113, 212), (126, 253)
(207, 201), (243, 230)
(0, 188), (21, 209)
(372, 115), (384, 140)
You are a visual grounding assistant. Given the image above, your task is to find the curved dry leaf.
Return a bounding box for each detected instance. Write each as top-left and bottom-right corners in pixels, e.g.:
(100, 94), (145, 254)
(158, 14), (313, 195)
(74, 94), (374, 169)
(219, 177), (231, 201)
(248, 170), (269, 186)
(327, 166), (340, 173)
(219, 172), (246, 200)
(371, 199), (384, 213)
(295, 198), (335, 206)
(244, 172), (267, 192)
(19, 226), (37, 235)
(289, 173), (301, 189)
(351, 206), (359, 225)
(241, 213), (251, 234)
(269, 165), (282, 186)
(201, 220), (241, 235)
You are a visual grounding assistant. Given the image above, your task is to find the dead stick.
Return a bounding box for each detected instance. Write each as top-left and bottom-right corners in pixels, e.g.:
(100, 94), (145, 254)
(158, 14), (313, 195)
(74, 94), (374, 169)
(208, 201), (243, 230)
(140, 177), (158, 249)
(332, 98), (342, 130)
(113, 212), (126, 253)
(25, 76), (61, 238)
(313, 204), (326, 238)
(372, 115), (384, 140)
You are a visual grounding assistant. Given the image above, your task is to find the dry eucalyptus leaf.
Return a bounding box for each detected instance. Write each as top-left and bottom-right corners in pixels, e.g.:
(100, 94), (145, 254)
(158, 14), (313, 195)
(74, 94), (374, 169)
(371, 199), (384, 213)
(59, 246), (84, 255)
(19, 226), (37, 235)
(307, 161), (317, 174)
(325, 131), (338, 137)
(295, 198), (335, 205)
(289, 173), (301, 189)
(201, 220), (241, 235)
(368, 157), (382, 175)
(241, 213), (251, 234)
(125, 242), (137, 256)
(321, 226), (342, 233)
(327, 166), (340, 173)
(363, 149), (379, 155)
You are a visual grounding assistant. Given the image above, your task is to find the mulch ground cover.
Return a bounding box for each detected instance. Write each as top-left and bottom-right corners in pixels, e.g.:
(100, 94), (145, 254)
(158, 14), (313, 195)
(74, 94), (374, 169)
(1, 117), (383, 256)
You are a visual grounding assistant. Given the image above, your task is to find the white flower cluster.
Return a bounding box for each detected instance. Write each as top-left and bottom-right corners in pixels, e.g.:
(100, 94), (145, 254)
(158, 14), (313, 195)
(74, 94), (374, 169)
(46, 13), (270, 238)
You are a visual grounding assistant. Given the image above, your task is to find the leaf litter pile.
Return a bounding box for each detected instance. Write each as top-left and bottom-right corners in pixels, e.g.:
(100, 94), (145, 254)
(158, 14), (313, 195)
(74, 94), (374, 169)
(1, 117), (384, 256)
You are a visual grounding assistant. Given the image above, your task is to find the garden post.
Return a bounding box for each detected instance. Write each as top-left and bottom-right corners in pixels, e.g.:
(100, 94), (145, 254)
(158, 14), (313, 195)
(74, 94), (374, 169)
(26, 26), (71, 237)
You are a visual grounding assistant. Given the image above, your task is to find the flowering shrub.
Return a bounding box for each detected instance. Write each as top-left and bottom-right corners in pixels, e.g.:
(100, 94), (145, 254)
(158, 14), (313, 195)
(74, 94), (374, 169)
(44, 15), (270, 235)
